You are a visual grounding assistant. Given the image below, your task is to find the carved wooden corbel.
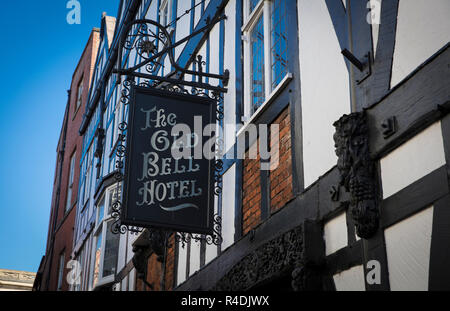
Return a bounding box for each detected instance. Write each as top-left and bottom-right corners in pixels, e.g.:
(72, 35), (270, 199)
(333, 112), (379, 239)
(132, 242), (152, 283)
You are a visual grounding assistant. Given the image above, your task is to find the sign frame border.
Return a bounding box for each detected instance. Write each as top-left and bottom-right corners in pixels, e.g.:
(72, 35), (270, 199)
(120, 85), (217, 235)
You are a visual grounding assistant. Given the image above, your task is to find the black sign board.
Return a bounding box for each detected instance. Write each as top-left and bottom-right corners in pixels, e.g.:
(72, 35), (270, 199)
(122, 86), (216, 234)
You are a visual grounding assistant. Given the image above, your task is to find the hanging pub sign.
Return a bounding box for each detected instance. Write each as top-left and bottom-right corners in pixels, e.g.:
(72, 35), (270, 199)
(122, 86), (217, 235)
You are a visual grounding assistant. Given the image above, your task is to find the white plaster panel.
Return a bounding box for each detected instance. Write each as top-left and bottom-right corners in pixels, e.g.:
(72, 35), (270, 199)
(197, 42), (207, 67)
(116, 233), (127, 272)
(385, 206), (434, 291)
(195, 0), (202, 27)
(298, 0), (351, 188)
(224, 0), (236, 154)
(391, 0), (450, 87)
(221, 165), (236, 251)
(164, 55), (171, 76)
(177, 241), (188, 286)
(380, 122), (445, 199)
(145, 0), (158, 20)
(369, 0), (382, 58)
(120, 277), (127, 291)
(126, 232), (136, 264)
(209, 24), (221, 86)
(189, 238), (202, 277)
(324, 212), (348, 256)
(129, 269), (135, 291)
(333, 265), (366, 291)
(175, 0), (191, 59)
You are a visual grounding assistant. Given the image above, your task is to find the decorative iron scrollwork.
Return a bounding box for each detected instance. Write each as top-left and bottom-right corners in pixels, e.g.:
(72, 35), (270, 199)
(114, 16), (229, 91)
(111, 75), (225, 238)
(109, 15), (227, 250)
(176, 215), (223, 247)
(119, 76), (136, 105)
(333, 112), (379, 239)
(110, 119), (144, 236)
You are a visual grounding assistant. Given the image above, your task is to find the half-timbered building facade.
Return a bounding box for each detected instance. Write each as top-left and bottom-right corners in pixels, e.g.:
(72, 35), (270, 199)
(71, 0), (450, 291)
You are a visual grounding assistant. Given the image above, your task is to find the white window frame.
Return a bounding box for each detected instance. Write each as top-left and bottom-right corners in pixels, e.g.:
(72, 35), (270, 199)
(112, 100), (123, 148)
(70, 248), (84, 292)
(242, 0), (290, 119)
(75, 77), (83, 113)
(81, 144), (94, 208)
(57, 252), (65, 291)
(65, 152), (76, 213)
(89, 185), (121, 290)
(159, 0), (172, 27)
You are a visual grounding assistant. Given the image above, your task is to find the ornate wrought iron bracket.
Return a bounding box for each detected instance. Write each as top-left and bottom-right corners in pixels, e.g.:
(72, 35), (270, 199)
(114, 15), (230, 91)
(176, 215), (223, 247)
(110, 14), (227, 245)
(131, 216), (222, 287)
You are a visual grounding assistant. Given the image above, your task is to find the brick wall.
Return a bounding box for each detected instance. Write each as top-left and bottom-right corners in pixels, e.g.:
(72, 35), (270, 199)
(242, 107), (293, 235)
(242, 139), (262, 235)
(270, 107), (294, 213)
(135, 234), (175, 291)
(146, 254), (163, 291)
(164, 234), (176, 290)
(42, 29), (100, 291)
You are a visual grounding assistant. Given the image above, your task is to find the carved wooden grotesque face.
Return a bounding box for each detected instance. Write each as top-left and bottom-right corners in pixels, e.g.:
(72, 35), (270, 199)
(333, 112), (378, 239)
(334, 113), (366, 188)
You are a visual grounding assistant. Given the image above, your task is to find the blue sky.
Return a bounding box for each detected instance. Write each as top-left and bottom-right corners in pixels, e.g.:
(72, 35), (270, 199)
(0, 1), (119, 273)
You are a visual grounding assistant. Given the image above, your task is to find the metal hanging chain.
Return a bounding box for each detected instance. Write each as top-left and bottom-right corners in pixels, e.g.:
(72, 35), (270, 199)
(165, 0), (207, 29)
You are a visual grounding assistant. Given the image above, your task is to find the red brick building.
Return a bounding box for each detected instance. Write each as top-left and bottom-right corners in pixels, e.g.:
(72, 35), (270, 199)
(34, 29), (100, 291)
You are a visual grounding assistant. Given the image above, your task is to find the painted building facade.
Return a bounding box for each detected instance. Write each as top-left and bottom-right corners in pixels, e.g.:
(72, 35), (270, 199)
(34, 28), (100, 292)
(72, 0), (450, 291)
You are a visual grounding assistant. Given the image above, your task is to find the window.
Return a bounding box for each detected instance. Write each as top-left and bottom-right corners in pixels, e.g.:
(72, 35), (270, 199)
(249, 0), (260, 12)
(75, 77), (83, 113)
(71, 247), (84, 291)
(81, 144), (94, 208)
(112, 101), (123, 147)
(250, 14), (265, 110)
(90, 185), (121, 289)
(65, 152), (76, 212)
(57, 252), (65, 291)
(243, 0), (289, 116)
(159, 0), (171, 27)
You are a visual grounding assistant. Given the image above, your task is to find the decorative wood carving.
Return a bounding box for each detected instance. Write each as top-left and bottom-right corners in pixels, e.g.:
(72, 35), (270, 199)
(132, 243), (152, 281)
(333, 112), (379, 239)
(330, 185), (340, 202)
(132, 228), (171, 287)
(381, 116), (397, 139)
(213, 227), (303, 291)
